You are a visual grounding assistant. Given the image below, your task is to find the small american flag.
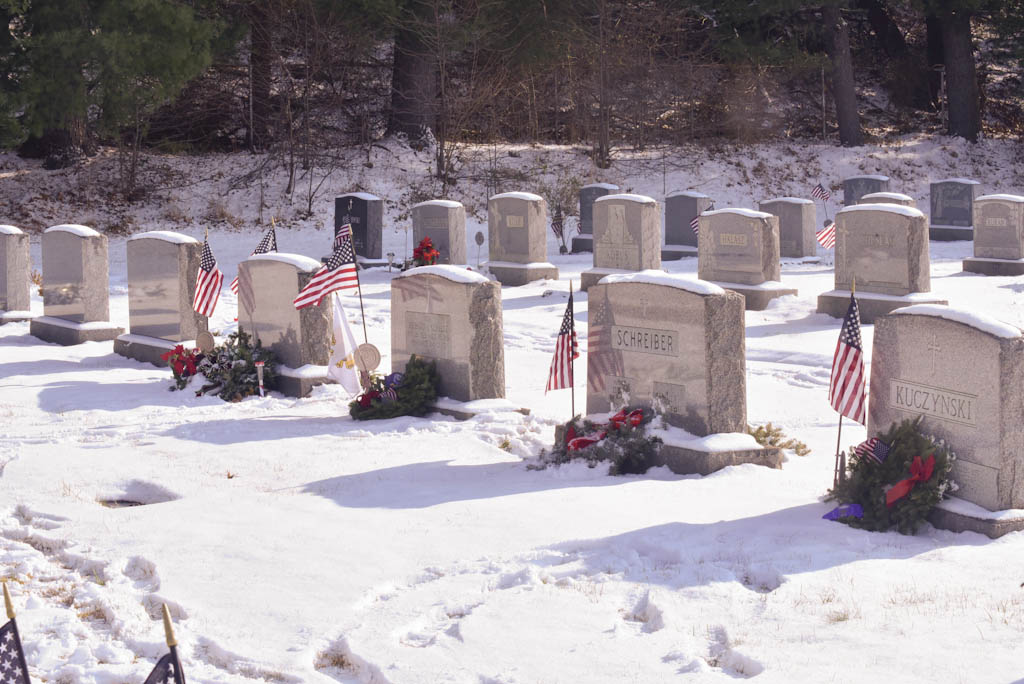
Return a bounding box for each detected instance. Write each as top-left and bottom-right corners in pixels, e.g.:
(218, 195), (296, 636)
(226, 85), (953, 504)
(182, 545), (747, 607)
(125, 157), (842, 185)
(829, 293), (866, 424)
(334, 223), (353, 249)
(854, 437), (889, 464)
(380, 387), (398, 402)
(193, 236), (224, 318)
(812, 183), (831, 202)
(545, 290), (579, 392)
(143, 652), (185, 684)
(230, 228), (278, 294)
(690, 214), (700, 234)
(294, 232), (359, 309)
(0, 616), (30, 684)
(816, 220), (836, 249)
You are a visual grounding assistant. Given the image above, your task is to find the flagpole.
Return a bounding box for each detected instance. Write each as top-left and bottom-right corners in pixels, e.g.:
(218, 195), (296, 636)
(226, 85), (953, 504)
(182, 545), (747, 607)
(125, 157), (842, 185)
(353, 259), (369, 345)
(570, 280), (575, 419)
(163, 604), (185, 683)
(3, 580), (14, 620)
(832, 277), (856, 488)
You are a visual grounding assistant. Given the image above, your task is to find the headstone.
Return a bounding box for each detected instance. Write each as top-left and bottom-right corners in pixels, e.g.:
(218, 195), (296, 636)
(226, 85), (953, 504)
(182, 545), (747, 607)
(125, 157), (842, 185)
(842, 175), (890, 206)
(580, 194), (661, 291)
(114, 232), (208, 366)
(572, 183), (619, 253)
(237, 253), (332, 397)
(485, 192), (558, 286)
(859, 192), (916, 207)
(30, 225), (123, 345)
(930, 178), (982, 241)
(391, 265), (504, 402)
(816, 204), (946, 323)
(696, 208), (796, 310)
(757, 197), (817, 258)
(0, 225), (33, 324)
(335, 193), (383, 260)
(412, 200), (466, 265)
(962, 194), (1024, 276)
(663, 190), (712, 259)
(869, 306), (1024, 536)
(587, 271), (781, 475)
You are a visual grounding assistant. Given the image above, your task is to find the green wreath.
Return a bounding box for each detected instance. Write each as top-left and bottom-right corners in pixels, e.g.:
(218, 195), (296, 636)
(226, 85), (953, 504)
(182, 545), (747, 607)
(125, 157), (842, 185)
(195, 330), (278, 402)
(545, 407), (663, 475)
(828, 416), (955, 534)
(349, 355), (439, 420)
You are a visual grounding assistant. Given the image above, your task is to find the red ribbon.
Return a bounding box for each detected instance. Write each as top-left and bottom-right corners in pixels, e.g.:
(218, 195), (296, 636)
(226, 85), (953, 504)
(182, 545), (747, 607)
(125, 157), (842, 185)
(566, 409), (645, 452)
(886, 454), (936, 507)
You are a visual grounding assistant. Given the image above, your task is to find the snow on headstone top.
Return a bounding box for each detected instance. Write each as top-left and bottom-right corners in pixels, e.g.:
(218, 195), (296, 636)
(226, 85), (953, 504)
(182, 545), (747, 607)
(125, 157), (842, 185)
(761, 197), (814, 205)
(45, 224), (100, 238)
(666, 190), (710, 199)
(490, 192), (543, 202)
(595, 193), (657, 205)
(583, 183), (620, 190)
(396, 264), (490, 284)
(846, 174), (890, 182)
(892, 304), (1022, 339)
(0, 224), (23, 235)
(703, 207), (774, 219)
(837, 203), (925, 219)
(128, 230), (199, 244)
(861, 192), (914, 202)
(599, 269), (726, 296)
(976, 194), (1024, 203)
(934, 178), (980, 185)
(338, 192), (380, 201)
(250, 252), (322, 272)
(413, 199), (463, 209)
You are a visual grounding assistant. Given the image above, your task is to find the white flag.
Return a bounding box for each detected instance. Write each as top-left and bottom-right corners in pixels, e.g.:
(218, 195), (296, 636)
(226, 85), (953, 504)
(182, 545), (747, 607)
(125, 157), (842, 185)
(328, 293), (361, 394)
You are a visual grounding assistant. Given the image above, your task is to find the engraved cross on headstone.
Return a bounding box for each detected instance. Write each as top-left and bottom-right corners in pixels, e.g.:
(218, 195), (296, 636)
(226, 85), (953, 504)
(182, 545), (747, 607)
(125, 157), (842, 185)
(927, 336), (941, 377)
(639, 294), (650, 318)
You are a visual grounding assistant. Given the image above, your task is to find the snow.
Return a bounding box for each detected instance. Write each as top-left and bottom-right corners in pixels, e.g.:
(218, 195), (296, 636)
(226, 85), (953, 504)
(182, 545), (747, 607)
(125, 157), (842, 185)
(115, 334), (192, 349)
(711, 279), (796, 292)
(398, 264), (491, 283)
(837, 203), (926, 218)
(703, 207), (774, 219)
(339, 192), (380, 201)
(0, 310), (33, 319)
(127, 231), (198, 244)
(412, 199), (462, 209)
(432, 397), (526, 414)
(761, 197), (814, 204)
(582, 183), (619, 190)
(485, 260), (557, 270)
(860, 191), (914, 202)
(933, 177), (980, 185)
(936, 496), (1024, 521)
(489, 191), (543, 202)
(0, 224), (23, 234)
(594, 193), (657, 204)
(652, 424), (763, 452)
(892, 304), (1022, 339)
(599, 269), (725, 295)
(846, 174), (890, 181)
(823, 289), (946, 302)
(976, 193), (1024, 203)
(44, 224), (100, 238)
(666, 190), (709, 198)
(249, 252), (322, 272)
(278, 363), (329, 379)
(31, 315), (118, 330)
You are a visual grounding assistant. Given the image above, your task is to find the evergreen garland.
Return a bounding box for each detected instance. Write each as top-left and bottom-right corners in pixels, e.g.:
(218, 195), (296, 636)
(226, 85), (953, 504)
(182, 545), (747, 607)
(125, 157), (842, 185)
(195, 330), (278, 402)
(544, 408), (663, 475)
(349, 355), (439, 420)
(827, 417), (955, 535)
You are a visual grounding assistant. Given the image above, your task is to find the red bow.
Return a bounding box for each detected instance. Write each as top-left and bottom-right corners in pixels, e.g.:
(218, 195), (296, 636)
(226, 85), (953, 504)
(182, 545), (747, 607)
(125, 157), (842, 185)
(886, 454), (936, 507)
(608, 409), (644, 429)
(566, 409), (645, 452)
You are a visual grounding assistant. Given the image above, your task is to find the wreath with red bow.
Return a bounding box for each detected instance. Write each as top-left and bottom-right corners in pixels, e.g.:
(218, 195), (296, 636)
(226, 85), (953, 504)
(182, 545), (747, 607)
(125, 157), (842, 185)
(547, 407), (663, 475)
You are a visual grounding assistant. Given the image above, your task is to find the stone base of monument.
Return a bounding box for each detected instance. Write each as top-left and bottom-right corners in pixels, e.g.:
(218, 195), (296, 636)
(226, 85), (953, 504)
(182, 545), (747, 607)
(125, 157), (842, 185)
(30, 315), (124, 345)
(708, 280), (798, 311)
(485, 261), (559, 286)
(652, 429), (783, 475)
(929, 224), (974, 242)
(661, 244), (699, 261)
(320, 255), (392, 269)
(816, 290), (949, 324)
(0, 310), (35, 325)
(276, 363), (329, 398)
(927, 497), (1024, 539)
(571, 235), (593, 253)
(430, 396), (530, 421)
(114, 333), (192, 368)
(962, 257), (1024, 276)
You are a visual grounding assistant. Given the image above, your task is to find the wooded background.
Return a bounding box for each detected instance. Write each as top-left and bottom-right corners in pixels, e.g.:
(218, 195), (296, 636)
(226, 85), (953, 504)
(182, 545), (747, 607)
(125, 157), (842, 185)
(2, 0), (1022, 201)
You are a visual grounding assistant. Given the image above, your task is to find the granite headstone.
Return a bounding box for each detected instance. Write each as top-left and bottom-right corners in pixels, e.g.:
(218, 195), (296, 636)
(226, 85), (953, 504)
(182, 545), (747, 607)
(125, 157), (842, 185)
(486, 192), (558, 285)
(963, 194), (1024, 276)
(843, 175), (890, 206)
(664, 190), (713, 258)
(859, 192), (916, 207)
(580, 194), (661, 291)
(0, 225), (32, 323)
(572, 183), (619, 253)
(757, 197), (816, 258)
(335, 192), (383, 260)
(930, 178), (981, 241)
(412, 200), (466, 265)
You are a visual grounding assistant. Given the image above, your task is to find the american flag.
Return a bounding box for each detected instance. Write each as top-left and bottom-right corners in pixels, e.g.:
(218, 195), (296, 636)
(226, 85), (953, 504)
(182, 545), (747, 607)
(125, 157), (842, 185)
(230, 228), (278, 294)
(586, 292), (623, 392)
(294, 232), (359, 309)
(0, 617), (30, 684)
(192, 236), (224, 317)
(816, 220), (836, 249)
(854, 437), (890, 464)
(829, 293), (866, 425)
(812, 183), (831, 201)
(690, 202), (714, 235)
(334, 223), (352, 249)
(143, 652), (185, 684)
(545, 290), (579, 392)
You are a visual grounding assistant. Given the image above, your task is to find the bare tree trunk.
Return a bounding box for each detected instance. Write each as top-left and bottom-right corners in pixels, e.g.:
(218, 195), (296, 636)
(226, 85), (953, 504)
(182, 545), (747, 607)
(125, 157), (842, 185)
(387, 7), (436, 141)
(940, 9), (980, 141)
(822, 4), (863, 147)
(926, 13), (945, 108)
(595, 0), (611, 168)
(249, 1), (274, 151)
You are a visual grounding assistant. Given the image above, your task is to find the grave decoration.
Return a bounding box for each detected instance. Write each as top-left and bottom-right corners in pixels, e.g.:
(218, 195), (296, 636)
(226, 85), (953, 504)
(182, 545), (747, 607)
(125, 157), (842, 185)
(545, 407), (663, 475)
(161, 329), (277, 400)
(412, 236), (440, 267)
(349, 355), (439, 420)
(162, 344), (202, 390)
(827, 417), (954, 535)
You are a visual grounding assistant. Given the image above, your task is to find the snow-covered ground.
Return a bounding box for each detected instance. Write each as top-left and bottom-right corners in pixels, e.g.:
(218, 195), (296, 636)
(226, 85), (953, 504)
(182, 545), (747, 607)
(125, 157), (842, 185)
(2, 137), (1024, 683)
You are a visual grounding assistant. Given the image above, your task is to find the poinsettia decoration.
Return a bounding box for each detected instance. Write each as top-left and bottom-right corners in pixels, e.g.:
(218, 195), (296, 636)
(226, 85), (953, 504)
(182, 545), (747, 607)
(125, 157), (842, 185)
(413, 236), (440, 266)
(161, 345), (202, 390)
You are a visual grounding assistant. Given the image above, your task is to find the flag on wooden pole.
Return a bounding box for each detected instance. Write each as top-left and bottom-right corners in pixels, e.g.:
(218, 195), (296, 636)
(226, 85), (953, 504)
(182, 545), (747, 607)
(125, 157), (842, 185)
(828, 292), (866, 424)
(1, 582), (31, 684)
(545, 289), (579, 393)
(328, 293), (361, 395)
(193, 234), (224, 317)
(230, 227), (278, 294)
(143, 605), (185, 684)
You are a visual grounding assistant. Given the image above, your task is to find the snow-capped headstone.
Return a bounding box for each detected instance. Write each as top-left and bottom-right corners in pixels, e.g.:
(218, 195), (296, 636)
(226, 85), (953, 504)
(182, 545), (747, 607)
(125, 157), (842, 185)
(757, 197), (817, 258)
(859, 191), (916, 207)
(30, 225), (123, 345)
(697, 208), (796, 310)
(572, 183), (618, 253)
(842, 175), (889, 206)
(412, 200), (466, 265)
(930, 178), (981, 241)
(816, 204), (946, 323)
(391, 266), (504, 402)
(335, 192), (383, 261)
(663, 190), (712, 260)
(962, 194), (1024, 276)
(587, 271), (781, 475)
(0, 225), (32, 324)
(237, 253), (332, 397)
(114, 232), (208, 366)
(485, 192), (558, 286)
(869, 306), (1024, 536)
(581, 194), (661, 291)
